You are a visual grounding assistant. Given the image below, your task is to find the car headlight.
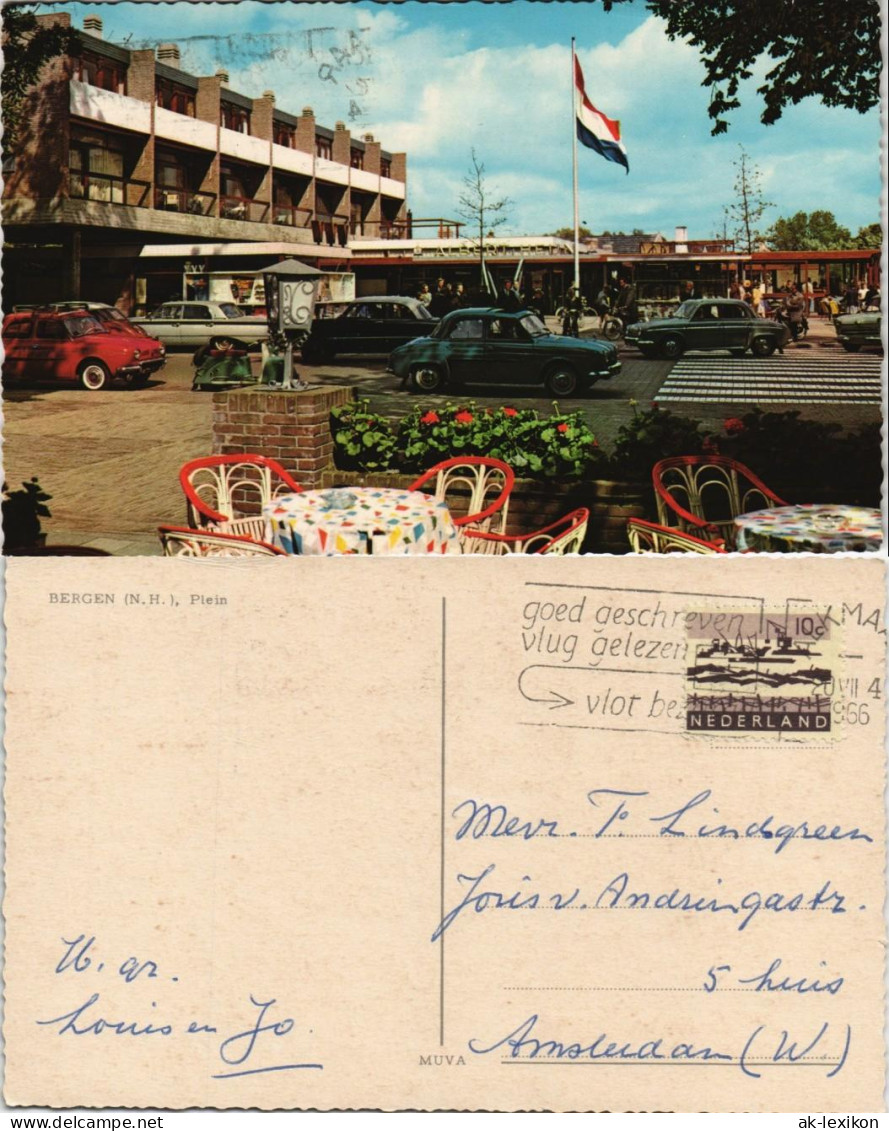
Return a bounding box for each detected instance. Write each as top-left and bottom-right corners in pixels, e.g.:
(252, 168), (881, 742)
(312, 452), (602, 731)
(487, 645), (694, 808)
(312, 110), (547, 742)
(133, 350), (141, 359)
(159, 345), (166, 355)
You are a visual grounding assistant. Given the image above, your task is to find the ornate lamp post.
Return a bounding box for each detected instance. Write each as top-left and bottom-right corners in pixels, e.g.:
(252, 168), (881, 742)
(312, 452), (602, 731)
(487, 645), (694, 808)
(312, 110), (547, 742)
(262, 259), (323, 390)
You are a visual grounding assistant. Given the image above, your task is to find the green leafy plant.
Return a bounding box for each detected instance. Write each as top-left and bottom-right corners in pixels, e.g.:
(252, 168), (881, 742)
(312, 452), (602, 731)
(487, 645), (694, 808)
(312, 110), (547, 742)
(395, 402), (604, 480)
(2, 477), (52, 552)
(330, 401), (398, 472)
(607, 403), (706, 482)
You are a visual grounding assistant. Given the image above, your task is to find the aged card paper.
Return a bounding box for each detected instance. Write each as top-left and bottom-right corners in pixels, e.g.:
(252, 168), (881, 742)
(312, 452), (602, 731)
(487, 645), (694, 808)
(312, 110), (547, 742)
(3, 554), (885, 1112)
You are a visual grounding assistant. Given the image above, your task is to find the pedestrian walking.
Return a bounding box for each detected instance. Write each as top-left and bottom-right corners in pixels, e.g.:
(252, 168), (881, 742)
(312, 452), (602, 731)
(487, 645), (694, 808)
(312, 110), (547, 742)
(843, 281), (859, 314)
(417, 283), (432, 307)
(784, 284), (806, 342)
(561, 286), (582, 336)
(498, 278), (522, 312)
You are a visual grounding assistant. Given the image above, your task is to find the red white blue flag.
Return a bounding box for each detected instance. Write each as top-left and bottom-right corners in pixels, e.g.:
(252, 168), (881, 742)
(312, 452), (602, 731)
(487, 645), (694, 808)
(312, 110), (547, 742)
(574, 56), (628, 173)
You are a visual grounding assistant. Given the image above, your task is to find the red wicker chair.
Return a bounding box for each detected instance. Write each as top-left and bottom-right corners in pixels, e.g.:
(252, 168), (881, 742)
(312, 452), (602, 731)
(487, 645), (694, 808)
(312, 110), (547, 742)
(179, 454), (301, 541)
(158, 525), (286, 558)
(652, 455), (787, 550)
(408, 456), (515, 537)
(461, 508), (589, 556)
(627, 517), (727, 555)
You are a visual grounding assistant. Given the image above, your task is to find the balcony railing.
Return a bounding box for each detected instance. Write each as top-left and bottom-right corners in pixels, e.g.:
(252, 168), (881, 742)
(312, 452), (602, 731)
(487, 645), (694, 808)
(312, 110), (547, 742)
(220, 194), (270, 223)
(355, 217), (463, 241)
(69, 171), (150, 208)
(312, 213), (349, 246)
(154, 187), (218, 216)
(272, 204), (313, 229)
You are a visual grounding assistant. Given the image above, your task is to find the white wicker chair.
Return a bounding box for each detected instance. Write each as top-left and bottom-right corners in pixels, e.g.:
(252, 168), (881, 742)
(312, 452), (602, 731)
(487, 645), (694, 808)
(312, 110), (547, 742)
(179, 454), (301, 540)
(461, 508), (589, 556)
(408, 456), (515, 538)
(158, 525), (286, 558)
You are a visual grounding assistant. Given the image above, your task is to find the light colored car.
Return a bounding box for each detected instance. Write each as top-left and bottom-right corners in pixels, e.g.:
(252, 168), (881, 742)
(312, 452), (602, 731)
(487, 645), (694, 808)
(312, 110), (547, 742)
(132, 301), (268, 349)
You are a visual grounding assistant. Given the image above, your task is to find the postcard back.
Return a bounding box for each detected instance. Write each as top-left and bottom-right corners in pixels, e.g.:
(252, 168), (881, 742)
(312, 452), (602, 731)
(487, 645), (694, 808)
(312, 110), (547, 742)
(4, 555), (885, 1111)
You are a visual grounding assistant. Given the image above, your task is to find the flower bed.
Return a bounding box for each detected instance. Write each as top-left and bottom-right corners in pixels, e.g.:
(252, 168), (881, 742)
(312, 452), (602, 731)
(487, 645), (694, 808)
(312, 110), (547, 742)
(331, 400), (607, 480)
(326, 398), (881, 551)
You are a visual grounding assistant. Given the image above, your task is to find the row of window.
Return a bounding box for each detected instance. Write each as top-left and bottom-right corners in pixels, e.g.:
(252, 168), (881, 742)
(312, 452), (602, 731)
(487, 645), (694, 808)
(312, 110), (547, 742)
(75, 54), (394, 173)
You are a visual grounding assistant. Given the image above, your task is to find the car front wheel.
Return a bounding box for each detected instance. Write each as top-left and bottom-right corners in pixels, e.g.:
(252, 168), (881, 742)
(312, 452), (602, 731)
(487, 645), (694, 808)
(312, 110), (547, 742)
(544, 364), (578, 397)
(751, 337), (776, 357)
(660, 336), (684, 360)
(410, 364), (446, 393)
(79, 360), (111, 391)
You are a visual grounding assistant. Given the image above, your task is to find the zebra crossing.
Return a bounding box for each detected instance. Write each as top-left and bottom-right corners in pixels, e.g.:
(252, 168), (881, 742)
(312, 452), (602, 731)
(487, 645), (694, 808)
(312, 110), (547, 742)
(654, 353), (883, 406)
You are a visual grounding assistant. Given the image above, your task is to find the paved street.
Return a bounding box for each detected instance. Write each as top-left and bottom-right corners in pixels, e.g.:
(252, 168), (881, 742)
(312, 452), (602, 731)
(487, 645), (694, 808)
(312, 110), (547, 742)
(3, 317), (881, 554)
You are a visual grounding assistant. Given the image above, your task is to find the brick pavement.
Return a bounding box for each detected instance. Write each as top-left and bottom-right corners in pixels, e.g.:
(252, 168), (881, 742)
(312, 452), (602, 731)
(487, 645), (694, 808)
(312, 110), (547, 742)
(3, 313), (880, 555)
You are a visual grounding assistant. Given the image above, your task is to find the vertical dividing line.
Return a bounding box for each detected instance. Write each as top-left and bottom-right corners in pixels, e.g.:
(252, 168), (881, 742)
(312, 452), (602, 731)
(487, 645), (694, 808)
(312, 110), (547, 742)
(439, 596), (447, 1046)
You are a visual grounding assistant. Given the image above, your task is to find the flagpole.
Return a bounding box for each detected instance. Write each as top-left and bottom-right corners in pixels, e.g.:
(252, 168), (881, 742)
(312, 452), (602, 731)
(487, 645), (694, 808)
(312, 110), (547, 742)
(571, 37), (580, 292)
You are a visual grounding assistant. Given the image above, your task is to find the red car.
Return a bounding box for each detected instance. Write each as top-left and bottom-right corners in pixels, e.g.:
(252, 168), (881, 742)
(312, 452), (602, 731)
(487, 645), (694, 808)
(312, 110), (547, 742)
(2, 309), (166, 390)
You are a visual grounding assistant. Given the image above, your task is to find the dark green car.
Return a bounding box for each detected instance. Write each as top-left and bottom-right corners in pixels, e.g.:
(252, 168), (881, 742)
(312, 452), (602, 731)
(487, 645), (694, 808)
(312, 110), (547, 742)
(625, 298), (788, 359)
(387, 307), (621, 396)
(834, 310), (882, 352)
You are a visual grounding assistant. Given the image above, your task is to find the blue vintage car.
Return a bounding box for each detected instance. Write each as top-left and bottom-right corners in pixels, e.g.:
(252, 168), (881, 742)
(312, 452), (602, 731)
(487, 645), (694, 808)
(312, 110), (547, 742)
(387, 307), (620, 396)
(625, 298), (788, 359)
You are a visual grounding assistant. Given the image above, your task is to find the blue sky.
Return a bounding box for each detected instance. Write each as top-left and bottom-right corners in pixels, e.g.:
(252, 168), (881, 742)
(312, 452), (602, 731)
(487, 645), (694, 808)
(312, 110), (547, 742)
(46, 1), (883, 240)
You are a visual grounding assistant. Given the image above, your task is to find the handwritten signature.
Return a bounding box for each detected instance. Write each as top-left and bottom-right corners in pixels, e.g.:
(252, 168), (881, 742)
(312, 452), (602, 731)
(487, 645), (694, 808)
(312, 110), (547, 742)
(41, 935), (322, 1078)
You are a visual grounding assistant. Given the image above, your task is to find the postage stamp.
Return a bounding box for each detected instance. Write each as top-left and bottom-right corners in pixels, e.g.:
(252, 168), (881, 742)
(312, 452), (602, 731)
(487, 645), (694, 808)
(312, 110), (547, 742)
(684, 608), (839, 734)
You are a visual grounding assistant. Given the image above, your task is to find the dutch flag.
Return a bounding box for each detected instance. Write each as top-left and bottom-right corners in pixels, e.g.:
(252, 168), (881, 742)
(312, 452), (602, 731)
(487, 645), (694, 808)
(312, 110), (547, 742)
(574, 55), (628, 173)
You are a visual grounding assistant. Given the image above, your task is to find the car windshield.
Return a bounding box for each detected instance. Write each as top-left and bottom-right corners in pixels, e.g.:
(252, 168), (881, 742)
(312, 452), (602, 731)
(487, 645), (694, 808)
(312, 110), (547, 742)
(673, 301), (697, 319)
(520, 314), (547, 337)
(64, 315), (105, 338)
(219, 303), (244, 319)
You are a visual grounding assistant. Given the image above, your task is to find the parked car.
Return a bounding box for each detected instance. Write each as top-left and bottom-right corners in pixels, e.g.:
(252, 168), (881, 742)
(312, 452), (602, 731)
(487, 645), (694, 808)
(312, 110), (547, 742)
(15, 301), (154, 340)
(3, 309), (165, 390)
(834, 308), (882, 352)
(624, 298), (788, 359)
(131, 301), (268, 350)
(301, 296), (437, 363)
(387, 307), (621, 396)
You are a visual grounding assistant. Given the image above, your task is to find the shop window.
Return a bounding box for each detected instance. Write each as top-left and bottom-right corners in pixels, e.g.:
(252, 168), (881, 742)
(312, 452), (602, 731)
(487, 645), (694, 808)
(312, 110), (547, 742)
(315, 136), (332, 160)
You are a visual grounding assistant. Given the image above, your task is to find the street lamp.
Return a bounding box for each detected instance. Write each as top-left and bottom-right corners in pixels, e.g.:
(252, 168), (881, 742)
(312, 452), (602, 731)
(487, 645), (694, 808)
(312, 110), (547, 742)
(262, 259), (323, 390)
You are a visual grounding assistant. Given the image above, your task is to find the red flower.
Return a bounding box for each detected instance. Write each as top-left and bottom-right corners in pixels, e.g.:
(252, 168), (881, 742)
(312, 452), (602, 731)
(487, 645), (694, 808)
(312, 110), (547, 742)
(724, 417), (745, 435)
(420, 410), (440, 425)
(557, 422), (570, 434)
(503, 406), (518, 417)
(455, 410), (474, 424)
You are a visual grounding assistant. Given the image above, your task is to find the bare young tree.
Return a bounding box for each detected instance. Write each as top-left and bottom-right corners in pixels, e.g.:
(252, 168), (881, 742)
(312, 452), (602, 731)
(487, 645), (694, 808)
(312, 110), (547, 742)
(457, 149), (511, 296)
(726, 146), (773, 253)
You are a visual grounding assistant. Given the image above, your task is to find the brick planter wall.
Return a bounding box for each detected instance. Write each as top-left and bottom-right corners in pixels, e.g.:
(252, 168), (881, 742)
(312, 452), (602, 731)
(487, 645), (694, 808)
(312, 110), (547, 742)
(319, 468), (653, 553)
(212, 386), (355, 497)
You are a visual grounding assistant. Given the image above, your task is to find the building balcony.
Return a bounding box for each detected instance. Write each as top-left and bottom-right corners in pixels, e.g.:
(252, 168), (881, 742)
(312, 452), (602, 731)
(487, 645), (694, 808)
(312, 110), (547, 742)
(220, 194), (270, 223)
(380, 175), (406, 201)
(271, 143), (314, 177)
(154, 186), (217, 216)
(69, 79), (152, 134)
(219, 127), (269, 165)
(155, 105), (217, 151)
(271, 204), (313, 230)
(70, 170), (150, 208)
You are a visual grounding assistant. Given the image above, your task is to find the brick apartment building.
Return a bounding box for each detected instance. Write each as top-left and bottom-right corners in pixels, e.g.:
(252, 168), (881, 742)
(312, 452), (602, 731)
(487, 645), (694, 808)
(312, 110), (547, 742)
(2, 13), (408, 311)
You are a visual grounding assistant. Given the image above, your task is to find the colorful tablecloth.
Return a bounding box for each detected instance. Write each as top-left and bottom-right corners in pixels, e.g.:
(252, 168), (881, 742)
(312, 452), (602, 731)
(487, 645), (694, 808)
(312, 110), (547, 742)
(263, 487), (459, 556)
(735, 504), (883, 553)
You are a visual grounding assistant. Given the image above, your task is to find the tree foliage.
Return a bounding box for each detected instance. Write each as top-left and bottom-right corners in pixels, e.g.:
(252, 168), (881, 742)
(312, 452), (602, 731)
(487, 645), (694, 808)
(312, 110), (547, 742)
(456, 150), (511, 293)
(767, 211), (853, 251)
(2, 4), (80, 158)
(853, 222), (882, 250)
(552, 226), (593, 240)
(726, 146), (772, 253)
(601, 0), (880, 134)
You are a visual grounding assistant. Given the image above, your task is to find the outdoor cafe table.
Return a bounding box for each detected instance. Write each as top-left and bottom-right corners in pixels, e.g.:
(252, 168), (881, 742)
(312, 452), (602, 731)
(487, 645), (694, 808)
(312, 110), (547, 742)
(734, 503), (882, 554)
(263, 487), (459, 555)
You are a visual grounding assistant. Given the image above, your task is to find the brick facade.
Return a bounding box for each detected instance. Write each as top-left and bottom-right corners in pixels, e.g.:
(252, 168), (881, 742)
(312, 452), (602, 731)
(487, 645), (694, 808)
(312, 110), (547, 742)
(211, 386), (356, 492)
